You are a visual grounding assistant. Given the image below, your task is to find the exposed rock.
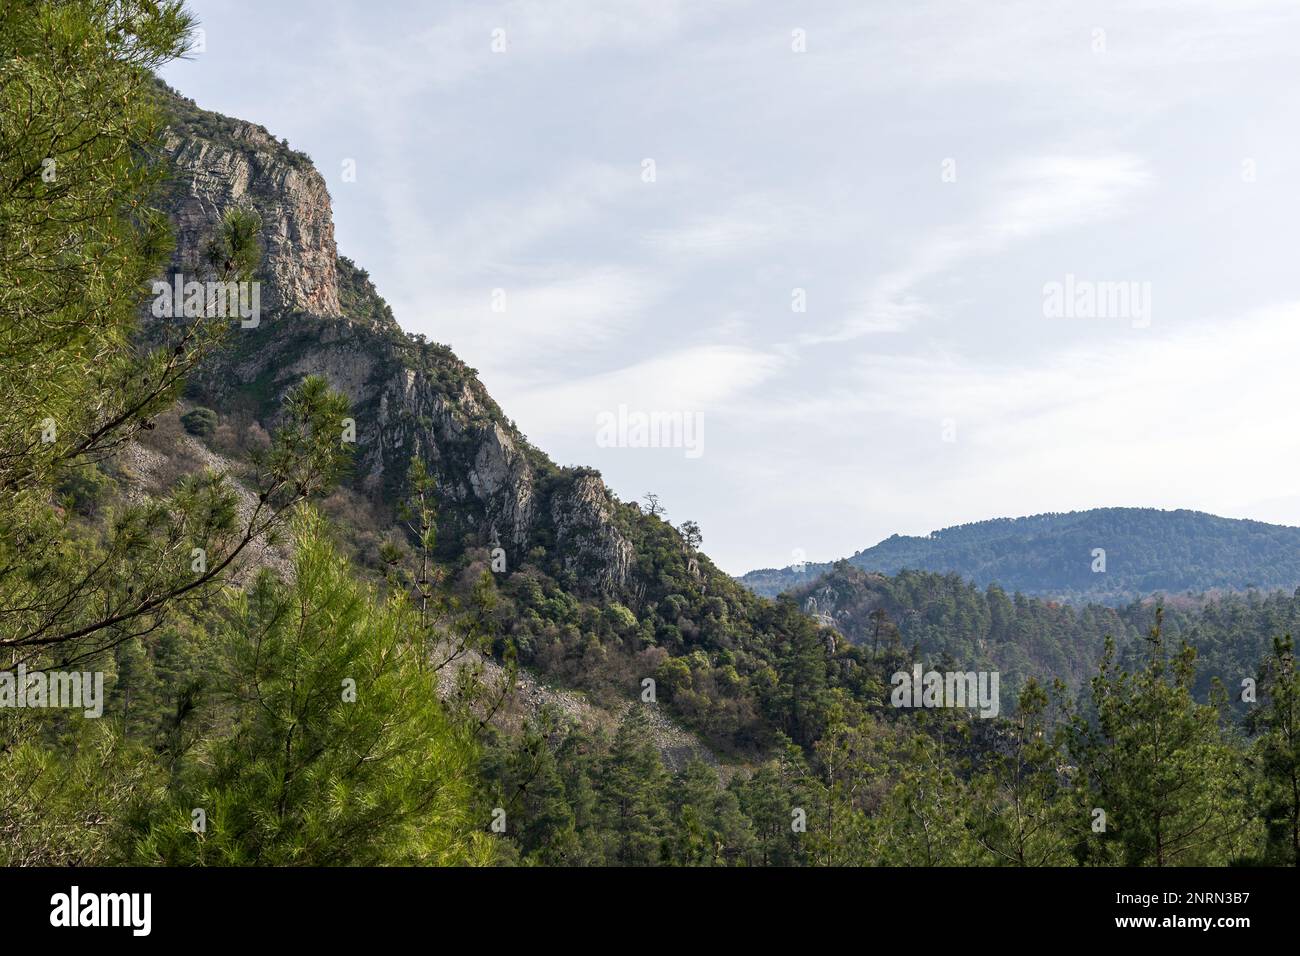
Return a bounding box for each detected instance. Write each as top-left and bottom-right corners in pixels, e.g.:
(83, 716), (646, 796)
(153, 84), (636, 593)
(160, 114), (341, 317)
(550, 473), (635, 594)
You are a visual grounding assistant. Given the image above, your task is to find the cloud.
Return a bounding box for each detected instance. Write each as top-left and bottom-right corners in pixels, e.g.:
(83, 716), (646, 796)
(415, 267), (662, 383)
(725, 301), (1300, 569)
(508, 343), (785, 433)
(801, 153), (1152, 344)
(639, 193), (812, 260)
(407, 162), (635, 277)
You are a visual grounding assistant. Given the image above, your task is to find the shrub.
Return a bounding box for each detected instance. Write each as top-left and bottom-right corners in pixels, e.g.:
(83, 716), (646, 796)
(180, 407), (218, 437)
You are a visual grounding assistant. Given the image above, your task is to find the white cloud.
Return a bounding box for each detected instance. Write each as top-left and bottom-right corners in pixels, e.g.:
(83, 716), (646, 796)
(802, 153), (1152, 344)
(640, 193), (812, 260)
(419, 267), (662, 383)
(513, 343), (784, 422)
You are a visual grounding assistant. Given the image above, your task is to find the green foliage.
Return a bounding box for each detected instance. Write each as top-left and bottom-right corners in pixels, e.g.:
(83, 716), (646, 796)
(1, 376), (353, 670)
(180, 406), (218, 436)
(777, 563), (1124, 696)
(131, 508), (492, 866)
(55, 463), (115, 516)
(2, 0), (205, 499)
(0, 719), (158, 866)
(1247, 635), (1300, 865)
(336, 254), (398, 329)
(1065, 612), (1257, 865)
(6, 0), (1299, 874)
(969, 680), (1075, 865)
(0, 3), (351, 673)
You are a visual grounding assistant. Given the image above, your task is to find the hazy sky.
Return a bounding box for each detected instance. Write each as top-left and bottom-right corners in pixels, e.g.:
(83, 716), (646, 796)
(162, 0), (1300, 574)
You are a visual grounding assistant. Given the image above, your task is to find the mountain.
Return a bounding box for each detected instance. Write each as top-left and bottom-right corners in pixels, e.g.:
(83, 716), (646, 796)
(739, 507), (1300, 602)
(148, 87), (1293, 744)
(156, 84), (618, 577)
(154, 83), (697, 595)
(144, 83), (845, 758)
(142, 85), (1300, 752)
(128, 83), (1296, 865)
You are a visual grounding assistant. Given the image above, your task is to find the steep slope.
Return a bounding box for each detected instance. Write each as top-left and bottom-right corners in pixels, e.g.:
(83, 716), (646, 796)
(155, 82), (633, 582)
(740, 507), (1300, 603)
(146, 83), (833, 758)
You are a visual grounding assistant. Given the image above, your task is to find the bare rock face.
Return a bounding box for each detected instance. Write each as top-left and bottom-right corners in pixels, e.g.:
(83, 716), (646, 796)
(156, 84), (635, 595)
(550, 473), (635, 594)
(191, 314), (539, 559)
(467, 422), (536, 549)
(160, 121), (342, 317)
(801, 588), (842, 630)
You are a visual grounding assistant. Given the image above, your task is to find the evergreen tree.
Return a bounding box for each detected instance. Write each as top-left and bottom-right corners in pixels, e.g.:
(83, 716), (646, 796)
(0, 720), (156, 866)
(667, 759), (754, 865)
(1067, 611), (1255, 866)
(600, 707), (670, 865)
(1250, 635), (1300, 865)
(970, 679), (1073, 865)
(870, 730), (986, 866)
(132, 508), (492, 865)
(766, 596), (831, 748)
(1, 1), (348, 669)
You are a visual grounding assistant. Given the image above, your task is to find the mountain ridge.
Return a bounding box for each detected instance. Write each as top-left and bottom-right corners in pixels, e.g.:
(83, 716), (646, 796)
(739, 506), (1300, 602)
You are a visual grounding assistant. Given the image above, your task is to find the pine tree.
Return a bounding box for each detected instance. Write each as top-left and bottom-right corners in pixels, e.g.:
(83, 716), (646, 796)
(132, 508), (492, 865)
(667, 758), (754, 865)
(1067, 611), (1254, 865)
(0, 720), (156, 865)
(1, 2), (349, 667)
(486, 711), (576, 864)
(870, 730), (986, 865)
(600, 707), (670, 865)
(766, 596), (831, 748)
(969, 679), (1073, 865)
(1250, 635), (1300, 865)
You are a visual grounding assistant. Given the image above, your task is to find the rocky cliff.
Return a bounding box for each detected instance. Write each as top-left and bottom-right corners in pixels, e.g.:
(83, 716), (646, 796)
(161, 92), (341, 317)
(154, 84), (636, 589)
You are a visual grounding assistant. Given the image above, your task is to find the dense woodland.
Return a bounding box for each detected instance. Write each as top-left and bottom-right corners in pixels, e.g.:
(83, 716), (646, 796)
(2, 0), (1298, 868)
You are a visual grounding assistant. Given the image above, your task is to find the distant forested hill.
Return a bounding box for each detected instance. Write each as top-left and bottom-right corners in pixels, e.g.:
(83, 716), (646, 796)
(739, 508), (1300, 603)
(783, 561), (1297, 708)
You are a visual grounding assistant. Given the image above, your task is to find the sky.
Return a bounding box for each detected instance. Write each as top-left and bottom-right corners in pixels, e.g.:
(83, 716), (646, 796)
(161, 0), (1300, 575)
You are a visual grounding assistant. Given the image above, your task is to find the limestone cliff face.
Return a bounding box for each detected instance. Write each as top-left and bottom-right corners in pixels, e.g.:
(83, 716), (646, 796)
(161, 106), (341, 317)
(800, 585), (847, 632)
(550, 473), (635, 593)
(158, 85), (633, 592)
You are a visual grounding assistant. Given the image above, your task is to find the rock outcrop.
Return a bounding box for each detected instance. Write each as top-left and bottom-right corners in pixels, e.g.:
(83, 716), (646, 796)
(160, 101), (341, 317)
(550, 473), (635, 593)
(156, 84), (632, 590)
